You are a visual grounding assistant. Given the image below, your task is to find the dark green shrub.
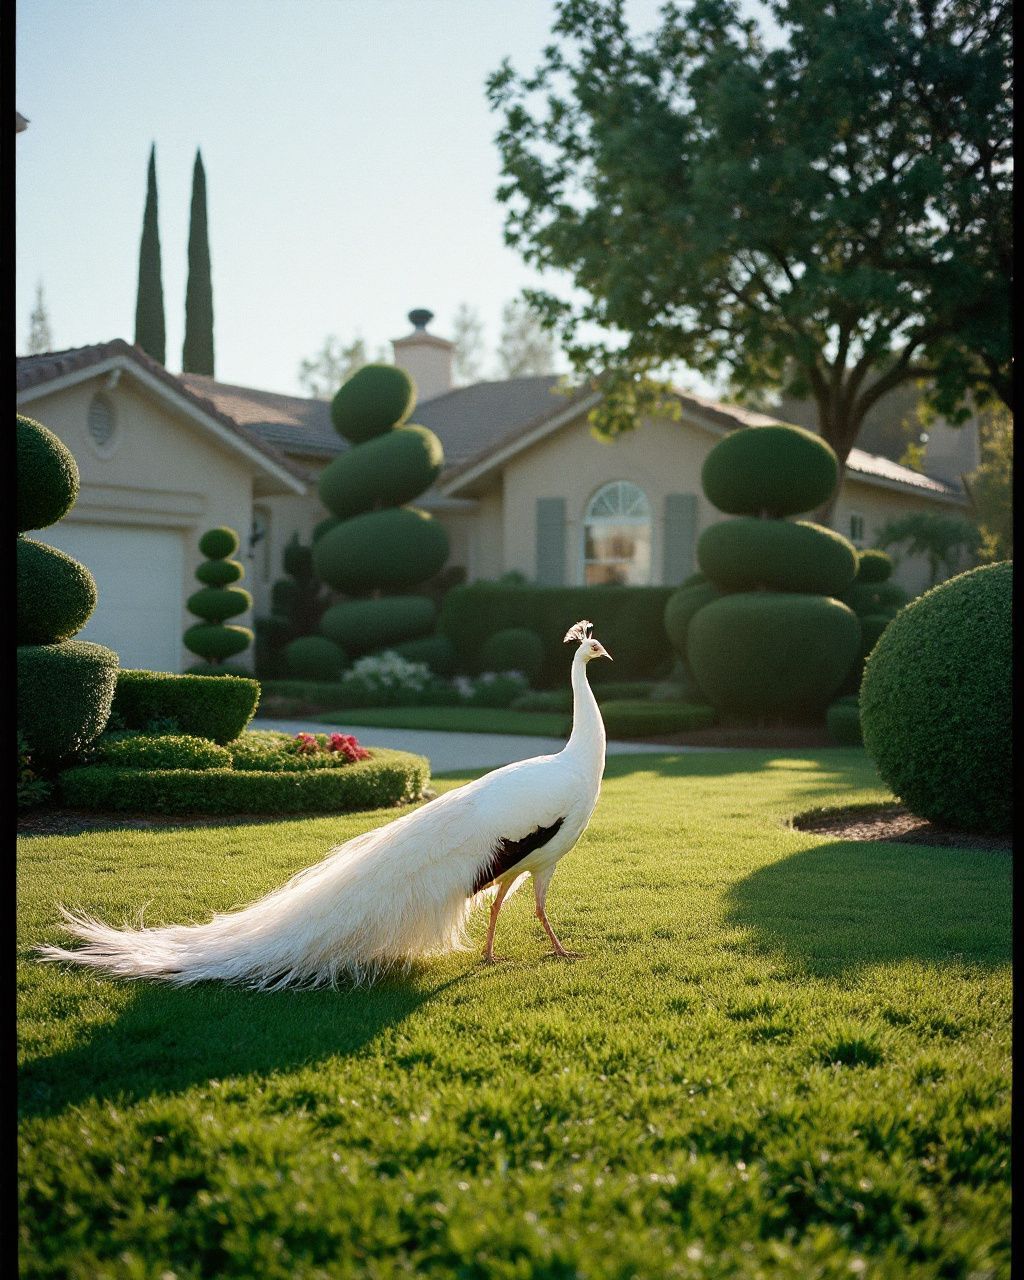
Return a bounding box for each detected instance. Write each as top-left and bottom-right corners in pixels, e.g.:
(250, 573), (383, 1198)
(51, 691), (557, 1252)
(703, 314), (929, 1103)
(330, 364), (416, 443)
(17, 415), (79, 532)
(318, 425), (444, 520)
(97, 732), (231, 770)
(17, 640), (120, 762)
(843, 581), (909, 616)
(856, 549), (893, 583)
(195, 557), (244, 586)
(257, 679), (352, 706)
(198, 526), (239, 558)
(389, 633), (458, 675)
(688, 593), (860, 718)
(696, 518), (858, 595)
(860, 561), (1011, 833)
(859, 614), (891, 656)
(601, 701), (717, 737)
(476, 627), (545, 681)
(186, 586), (251, 623)
(17, 536), (97, 644)
(183, 623), (252, 661)
(510, 689), (573, 713)
(440, 583), (674, 686)
(185, 526), (253, 666)
(59, 748), (430, 815)
(284, 635), (348, 681)
(313, 507), (449, 594)
(826, 699), (863, 746)
(462, 672), (530, 709)
(185, 663), (253, 677)
(701, 425), (838, 517)
(18, 730), (53, 810)
(283, 538), (313, 582)
(320, 596), (437, 655)
(312, 516), (341, 543)
(664, 580), (724, 661)
(596, 681), (658, 702)
(111, 669), (259, 743)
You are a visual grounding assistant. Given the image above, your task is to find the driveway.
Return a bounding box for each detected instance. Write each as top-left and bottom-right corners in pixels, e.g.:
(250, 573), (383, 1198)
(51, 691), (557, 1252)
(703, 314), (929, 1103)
(251, 718), (709, 774)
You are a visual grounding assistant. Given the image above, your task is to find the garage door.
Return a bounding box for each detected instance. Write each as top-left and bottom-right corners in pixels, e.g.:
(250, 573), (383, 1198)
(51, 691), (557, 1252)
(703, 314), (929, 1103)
(34, 523), (185, 672)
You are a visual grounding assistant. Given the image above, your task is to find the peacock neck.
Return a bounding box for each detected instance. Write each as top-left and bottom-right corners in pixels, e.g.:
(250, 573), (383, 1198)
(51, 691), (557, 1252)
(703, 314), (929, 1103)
(565, 649), (606, 770)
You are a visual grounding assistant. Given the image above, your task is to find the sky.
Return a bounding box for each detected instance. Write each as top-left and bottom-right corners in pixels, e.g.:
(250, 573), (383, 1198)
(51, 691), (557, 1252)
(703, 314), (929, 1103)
(16, 0), (779, 398)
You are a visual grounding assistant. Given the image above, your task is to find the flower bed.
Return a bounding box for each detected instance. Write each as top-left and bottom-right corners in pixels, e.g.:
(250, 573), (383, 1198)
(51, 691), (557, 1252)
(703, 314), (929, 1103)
(58, 730), (429, 815)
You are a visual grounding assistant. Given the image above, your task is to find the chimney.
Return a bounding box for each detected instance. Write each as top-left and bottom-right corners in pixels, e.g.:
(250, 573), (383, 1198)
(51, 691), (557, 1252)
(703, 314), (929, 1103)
(391, 309), (454, 401)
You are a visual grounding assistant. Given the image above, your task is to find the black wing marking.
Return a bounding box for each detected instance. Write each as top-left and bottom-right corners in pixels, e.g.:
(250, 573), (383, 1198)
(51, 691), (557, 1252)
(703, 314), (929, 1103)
(471, 816), (566, 894)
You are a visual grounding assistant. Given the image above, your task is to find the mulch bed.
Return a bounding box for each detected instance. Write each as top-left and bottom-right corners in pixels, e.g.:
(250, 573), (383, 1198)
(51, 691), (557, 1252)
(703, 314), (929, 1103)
(792, 803), (1012, 853)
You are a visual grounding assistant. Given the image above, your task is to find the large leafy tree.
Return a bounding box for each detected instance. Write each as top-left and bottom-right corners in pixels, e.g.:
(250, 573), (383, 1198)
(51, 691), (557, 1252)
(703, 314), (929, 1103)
(182, 149), (214, 376)
(487, 0), (1012, 513)
(134, 143), (165, 364)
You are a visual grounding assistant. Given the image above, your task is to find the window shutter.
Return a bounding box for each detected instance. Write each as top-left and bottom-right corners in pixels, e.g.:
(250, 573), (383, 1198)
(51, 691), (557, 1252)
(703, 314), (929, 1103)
(662, 493), (698, 584)
(535, 497), (566, 585)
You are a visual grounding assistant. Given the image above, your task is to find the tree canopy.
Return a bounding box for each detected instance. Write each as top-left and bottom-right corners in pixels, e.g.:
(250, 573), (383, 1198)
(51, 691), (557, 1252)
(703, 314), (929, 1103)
(487, 0), (1011, 500)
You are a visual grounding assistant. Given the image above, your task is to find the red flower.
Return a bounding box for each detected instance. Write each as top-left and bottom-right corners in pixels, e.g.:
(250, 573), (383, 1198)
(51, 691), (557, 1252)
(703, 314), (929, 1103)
(294, 732), (320, 755)
(328, 732), (370, 762)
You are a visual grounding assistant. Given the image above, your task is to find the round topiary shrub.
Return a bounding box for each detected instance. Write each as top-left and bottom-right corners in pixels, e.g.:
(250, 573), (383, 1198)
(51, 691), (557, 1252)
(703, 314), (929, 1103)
(196, 558), (244, 587)
(664, 579), (723, 661)
(476, 627), (545, 682)
(330, 364), (416, 443)
(313, 507), (449, 594)
(388, 633), (458, 675)
(696, 517), (858, 596)
(312, 515), (341, 543)
(318, 425), (444, 521)
(283, 635), (348, 681)
(701, 424), (838, 517)
(843, 580), (908, 617)
(319, 596), (437, 656)
(860, 561), (1011, 834)
(688, 593), (861, 718)
(17, 414), (80, 532)
(855, 549), (893, 583)
(185, 526), (253, 667)
(17, 536), (98, 644)
(17, 640), (120, 762)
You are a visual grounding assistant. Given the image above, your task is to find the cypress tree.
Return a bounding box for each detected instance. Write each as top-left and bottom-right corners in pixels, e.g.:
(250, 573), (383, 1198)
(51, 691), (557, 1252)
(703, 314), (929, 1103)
(182, 149), (214, 375)
(134, 144), (166, 364)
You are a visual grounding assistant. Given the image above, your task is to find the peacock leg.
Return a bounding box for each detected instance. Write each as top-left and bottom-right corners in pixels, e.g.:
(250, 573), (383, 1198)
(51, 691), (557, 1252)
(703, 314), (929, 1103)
(482, 879), (513, 963)
(533, 869), (581, 960)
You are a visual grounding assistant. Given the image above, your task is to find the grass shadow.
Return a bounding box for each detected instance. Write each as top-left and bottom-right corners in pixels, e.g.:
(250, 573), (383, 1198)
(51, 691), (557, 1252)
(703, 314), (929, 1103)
(19, 968), (466, 1121)
(724, 838), (1012, 976)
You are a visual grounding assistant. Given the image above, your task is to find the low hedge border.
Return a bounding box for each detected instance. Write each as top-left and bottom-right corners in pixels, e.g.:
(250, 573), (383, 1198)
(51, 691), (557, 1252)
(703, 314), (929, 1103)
(57, 747), (431, 816)
(600, 701), (718, 738)
(112, 670), (260, 743)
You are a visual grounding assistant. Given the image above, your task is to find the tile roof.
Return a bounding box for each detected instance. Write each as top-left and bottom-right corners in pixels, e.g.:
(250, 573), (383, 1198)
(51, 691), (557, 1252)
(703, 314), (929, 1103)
(17, 341), (308, 485)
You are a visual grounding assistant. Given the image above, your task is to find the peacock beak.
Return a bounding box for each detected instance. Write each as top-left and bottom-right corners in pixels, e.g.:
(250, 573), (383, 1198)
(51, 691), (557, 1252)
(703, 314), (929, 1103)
(596, 644), (613, 661)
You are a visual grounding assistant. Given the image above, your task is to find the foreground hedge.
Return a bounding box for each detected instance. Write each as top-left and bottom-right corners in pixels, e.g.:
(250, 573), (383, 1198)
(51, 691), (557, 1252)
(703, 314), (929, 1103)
(601, 701), (717, 738)
(440, 584), (674, 686)
(58, 748), (430, 815)
(112, 670), (260, 743)
(860, 561), (1011, 834)
(17, 640), (120, 762)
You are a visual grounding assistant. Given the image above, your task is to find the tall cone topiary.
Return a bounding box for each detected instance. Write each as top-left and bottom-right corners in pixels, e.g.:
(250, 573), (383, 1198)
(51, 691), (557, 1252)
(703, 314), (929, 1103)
(134, 143), (165, 364)
(184, 526), (252, 665)
(668, 425), (861, 720)
(312, 364), (449, 656)
(182, 149), (214, 376)
(17, 414), (120, 761)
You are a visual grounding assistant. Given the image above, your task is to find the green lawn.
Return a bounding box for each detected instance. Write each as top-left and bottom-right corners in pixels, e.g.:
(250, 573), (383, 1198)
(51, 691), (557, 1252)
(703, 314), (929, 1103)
(18, 751), (1011, 1279)
(311, 704), (570, 736)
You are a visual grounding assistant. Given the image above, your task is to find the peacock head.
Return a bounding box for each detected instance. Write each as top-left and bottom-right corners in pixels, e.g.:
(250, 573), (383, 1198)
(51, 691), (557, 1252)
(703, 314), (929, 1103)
(563, 619), (613, 663)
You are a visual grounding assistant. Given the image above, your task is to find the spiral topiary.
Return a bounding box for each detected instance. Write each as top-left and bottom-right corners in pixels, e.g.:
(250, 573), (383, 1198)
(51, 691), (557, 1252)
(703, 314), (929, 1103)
(312, 364), (450, 660)
(16, 415), (119, 761)
(681, 425), (861, 720)
(184, 526), (252, 666)
(859, 561), (1010, 834)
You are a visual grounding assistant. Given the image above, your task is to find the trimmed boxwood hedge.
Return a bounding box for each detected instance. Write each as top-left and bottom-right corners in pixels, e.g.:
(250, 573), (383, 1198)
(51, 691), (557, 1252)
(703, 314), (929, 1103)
(440, 584), (674, 687)
(58, 747), (430, 815)
(330, 364), (416, 444)
(860, 561), (1011, 834)
(17, 414), (79, 532)
(855, 549), (894, 583)
(97, 733), (232, 771)
(284, 635), (348, 681)
(17, 639), (120, 762)
(388, 633), (458, 675)
(701, 424), (838, 517)
(826, 698), (863, 746)
(476, 627), (545, 681)
(17, 536), (98, 644)
(320, 596), (437, 655)
(313, 507), (450, 594)
(318, 424), (444, 520)
(600, 701), (717, 738)
(112, 670), (260, 743)
(696, 517), (858, 596)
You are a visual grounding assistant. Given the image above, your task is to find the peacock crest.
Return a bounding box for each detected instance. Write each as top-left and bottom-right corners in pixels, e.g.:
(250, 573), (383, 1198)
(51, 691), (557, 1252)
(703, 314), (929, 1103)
(563, 619), (594, 644)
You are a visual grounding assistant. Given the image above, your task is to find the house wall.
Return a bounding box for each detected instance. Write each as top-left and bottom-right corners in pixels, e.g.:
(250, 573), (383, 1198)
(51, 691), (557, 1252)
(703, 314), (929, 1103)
(22, 376), (257, 671)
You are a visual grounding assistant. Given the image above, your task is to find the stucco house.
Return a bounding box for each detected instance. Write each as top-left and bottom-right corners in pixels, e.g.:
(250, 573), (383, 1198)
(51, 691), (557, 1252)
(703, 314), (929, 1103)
(18, 313), (974, 672)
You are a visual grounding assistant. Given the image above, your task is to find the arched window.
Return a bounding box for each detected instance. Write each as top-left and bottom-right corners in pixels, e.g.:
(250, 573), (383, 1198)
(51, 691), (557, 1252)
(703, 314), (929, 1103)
(582, 481), (652, 585)
(87, 392), (117, 454)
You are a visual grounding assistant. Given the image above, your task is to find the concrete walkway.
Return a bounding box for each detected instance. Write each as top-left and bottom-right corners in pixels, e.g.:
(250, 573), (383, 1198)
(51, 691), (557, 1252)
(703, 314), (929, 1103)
(252, 718), (710, 774)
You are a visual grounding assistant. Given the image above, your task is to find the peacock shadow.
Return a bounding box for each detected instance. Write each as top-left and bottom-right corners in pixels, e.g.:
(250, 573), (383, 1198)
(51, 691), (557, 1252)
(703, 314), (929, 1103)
(18, 968), (469, 1121)
(724, 838), (1012, 978)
